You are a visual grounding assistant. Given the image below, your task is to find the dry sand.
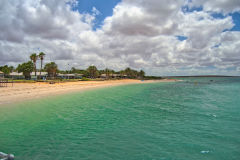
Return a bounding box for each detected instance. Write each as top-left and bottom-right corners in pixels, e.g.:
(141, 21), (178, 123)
(0, 79), (176, 105)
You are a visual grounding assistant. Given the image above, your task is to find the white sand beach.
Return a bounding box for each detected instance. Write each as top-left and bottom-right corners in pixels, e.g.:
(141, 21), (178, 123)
(0, 79), (176, 105)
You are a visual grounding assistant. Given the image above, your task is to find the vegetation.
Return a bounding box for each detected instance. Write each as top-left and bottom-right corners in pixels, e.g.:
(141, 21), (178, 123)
(0, 65), (14, 75)
(44, 62), (58, 78)
(139, 70), (145, 79)
(16, 61), (34, 79)
(87, 66), (99, 79)
(105, 68), (112, 79)
(38, 52), (46, 77)
(81, 77), (91, 81)
(1, 52), (151, 80)
(30, 53), (38, 76)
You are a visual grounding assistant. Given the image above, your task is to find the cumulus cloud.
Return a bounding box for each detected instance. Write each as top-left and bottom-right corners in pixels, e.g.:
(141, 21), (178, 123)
(189, 0), (240, 14)
(0, 0), (239, 75)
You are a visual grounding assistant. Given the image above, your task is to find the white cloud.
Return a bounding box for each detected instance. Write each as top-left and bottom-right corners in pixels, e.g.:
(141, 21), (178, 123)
(0, 0), (239, 76)
(189, 0), (240, 14)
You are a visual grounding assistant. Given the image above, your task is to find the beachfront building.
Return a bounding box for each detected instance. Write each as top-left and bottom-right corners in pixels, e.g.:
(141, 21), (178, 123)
(100, 74), (123, 79)
(100, 74), (107, 79)
(0, 71), (4, 78)
(8, 72), (48, 80)
(30, 72), (48, 80)
(57, 73), (83, 79)
(9, 72), (25, 79)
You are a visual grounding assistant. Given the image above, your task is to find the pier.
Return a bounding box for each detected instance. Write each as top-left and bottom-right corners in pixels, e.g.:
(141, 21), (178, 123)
(0, 78), (8, 87)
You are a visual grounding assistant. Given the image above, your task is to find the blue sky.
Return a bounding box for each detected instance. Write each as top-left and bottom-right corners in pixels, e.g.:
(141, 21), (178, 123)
(230, 12), (240, 31)
(73, 0), (121, 29)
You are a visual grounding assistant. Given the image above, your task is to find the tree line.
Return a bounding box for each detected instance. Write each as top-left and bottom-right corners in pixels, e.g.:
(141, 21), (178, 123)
(68, 66), (145, 79)
(0, 53), (146, 80)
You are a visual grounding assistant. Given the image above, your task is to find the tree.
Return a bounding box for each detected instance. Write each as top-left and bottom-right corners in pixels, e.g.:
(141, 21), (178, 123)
(44, 62), (58, 78)
(105, 68), (112, 79)
(0, 65), (14, 76)
(30, 53), (38, 76)
(120, 70), (126, 78)
(139, 70), (145, 79)
(71, 67), (77, 73)
(125, 67), (132, 78)
(38, 52), (45, 78)
(87, 66), (99, 78)
(17, 61), (34, 79)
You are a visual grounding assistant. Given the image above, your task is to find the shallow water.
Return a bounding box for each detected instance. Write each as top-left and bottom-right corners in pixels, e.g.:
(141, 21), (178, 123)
(0, 77), (240, 160)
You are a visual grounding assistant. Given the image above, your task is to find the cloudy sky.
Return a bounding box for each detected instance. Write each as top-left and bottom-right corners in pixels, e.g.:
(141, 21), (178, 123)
(0, 0), (240, 76)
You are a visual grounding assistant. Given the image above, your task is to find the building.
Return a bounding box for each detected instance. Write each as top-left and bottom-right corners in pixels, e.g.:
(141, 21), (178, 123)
(9, 72), (24, 79)
(30, 72), (48, 80)
(0, 71), (4, 78)
(100, 74), (123, 79)
(57, 73), (83, 79)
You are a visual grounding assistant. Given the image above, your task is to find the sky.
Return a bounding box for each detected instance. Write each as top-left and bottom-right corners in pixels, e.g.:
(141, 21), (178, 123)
(0, 0), (240, 76)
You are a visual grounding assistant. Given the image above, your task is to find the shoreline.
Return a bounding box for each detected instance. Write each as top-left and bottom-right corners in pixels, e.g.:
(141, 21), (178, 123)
(0, 79), (177, 106)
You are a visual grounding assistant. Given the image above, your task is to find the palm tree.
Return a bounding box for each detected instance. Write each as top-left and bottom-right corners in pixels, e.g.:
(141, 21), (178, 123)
(139, 70), (145, 79)
(30, 53), (38, 76)
(44, 62), (58, 78)
(105, 68), (111, 79)
(120, 70), (125, 78)
(38, 52), (45, 78)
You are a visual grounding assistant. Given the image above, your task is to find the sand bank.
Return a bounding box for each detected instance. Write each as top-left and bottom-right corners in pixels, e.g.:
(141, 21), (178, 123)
(0, 79), (176, 105)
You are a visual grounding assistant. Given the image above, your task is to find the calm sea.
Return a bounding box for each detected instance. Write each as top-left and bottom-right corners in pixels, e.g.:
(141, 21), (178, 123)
(0, 77), (240, 160)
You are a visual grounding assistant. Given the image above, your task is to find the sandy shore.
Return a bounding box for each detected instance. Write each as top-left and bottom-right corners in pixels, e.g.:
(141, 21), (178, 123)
(0, 79), (176, 105)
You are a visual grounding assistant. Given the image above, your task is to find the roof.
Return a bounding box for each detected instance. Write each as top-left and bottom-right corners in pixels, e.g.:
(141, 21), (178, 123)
(101, 74), (121, 77)
(0, 71), (3, 74)
(10, 72), (23, 76)
(30, 72), (48, 76)
(58, 73), (83, 76)
(58, 74), (75, 76)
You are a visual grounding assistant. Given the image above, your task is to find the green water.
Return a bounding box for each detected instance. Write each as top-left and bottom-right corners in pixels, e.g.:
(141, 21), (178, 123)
(0, 77), (240, 160)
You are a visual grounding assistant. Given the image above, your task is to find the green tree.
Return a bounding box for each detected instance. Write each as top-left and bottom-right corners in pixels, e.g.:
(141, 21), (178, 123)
(0, 65), (14, 76)
(44, 62), (58, 78)
(120, 70), (126, 78)
(17, 61), (34, 79)
(87, 66), (99, 78)
(30, 53), (38, 76)
(125, 67), (132, 78)
(105, 68), (112, 79)
(139, 70), (145, 79)
(38, 52), (46, 78)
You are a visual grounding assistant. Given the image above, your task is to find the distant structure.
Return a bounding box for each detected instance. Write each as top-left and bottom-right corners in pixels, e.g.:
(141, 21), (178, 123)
(9, 72), (24, 79)
(57, 73), (83, 79)
(0, 151), (14, 160)
(100, 74), (127, 79)
(0, 71), (8, 87)
(0, 71), (3, 78)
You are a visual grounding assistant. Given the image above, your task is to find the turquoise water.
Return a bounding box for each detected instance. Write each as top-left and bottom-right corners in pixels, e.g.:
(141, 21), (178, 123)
(0, 77), (240, 160)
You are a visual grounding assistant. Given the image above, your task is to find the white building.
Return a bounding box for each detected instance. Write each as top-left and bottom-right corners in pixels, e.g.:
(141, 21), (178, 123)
(30, 72), (48, 76)
(0, 71), (4, 78)
(57, 73), (83, 79)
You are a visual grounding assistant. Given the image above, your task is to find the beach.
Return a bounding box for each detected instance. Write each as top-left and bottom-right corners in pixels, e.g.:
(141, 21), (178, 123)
(0, 79), (176, 105)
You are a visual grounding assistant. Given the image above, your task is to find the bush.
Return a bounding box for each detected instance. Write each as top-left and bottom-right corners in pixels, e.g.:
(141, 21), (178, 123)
(81, 77), (90, 81)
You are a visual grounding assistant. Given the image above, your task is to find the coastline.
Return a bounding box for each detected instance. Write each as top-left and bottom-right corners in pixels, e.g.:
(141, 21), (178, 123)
(0, 79), (176, 106)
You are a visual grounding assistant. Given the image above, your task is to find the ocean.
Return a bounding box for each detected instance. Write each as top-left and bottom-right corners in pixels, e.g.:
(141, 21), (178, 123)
(0, 77), (240, 160)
